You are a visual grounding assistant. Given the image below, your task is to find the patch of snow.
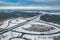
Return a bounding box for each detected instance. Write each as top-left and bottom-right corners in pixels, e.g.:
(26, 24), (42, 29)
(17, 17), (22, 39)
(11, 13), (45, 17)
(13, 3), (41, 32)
(0, 20), (10, 29)
(6, 18), (27, 28)
(11, 18), (26, 24)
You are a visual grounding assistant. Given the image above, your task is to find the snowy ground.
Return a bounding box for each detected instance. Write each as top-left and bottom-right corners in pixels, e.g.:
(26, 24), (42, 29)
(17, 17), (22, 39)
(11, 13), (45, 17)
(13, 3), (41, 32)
(0, 20), (10, 29)
(0, 15), (60, 40)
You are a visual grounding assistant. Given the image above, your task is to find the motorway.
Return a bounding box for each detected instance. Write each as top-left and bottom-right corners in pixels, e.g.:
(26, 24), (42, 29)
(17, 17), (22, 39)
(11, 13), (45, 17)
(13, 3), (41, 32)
(0, 13), (60, 36)
(0, 15), (40, 35)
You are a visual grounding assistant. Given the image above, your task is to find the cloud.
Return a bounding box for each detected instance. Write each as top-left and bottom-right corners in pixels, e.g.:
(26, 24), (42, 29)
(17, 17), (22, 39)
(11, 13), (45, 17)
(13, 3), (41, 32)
(0, 0), (60, 10)
(26, 0), (60, 6)
(0, 6), (60, 10)
(0, 1), (22, 6)
(27, 0), (60, 2)
(0, 0), (60, 6)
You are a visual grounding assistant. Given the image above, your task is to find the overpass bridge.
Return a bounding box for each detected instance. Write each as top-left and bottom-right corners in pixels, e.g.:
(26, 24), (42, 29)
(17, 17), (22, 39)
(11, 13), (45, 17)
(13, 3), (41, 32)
(0, 14), (41, 35)
(0, 12), (60, 35)
(0, 12), (60, 40)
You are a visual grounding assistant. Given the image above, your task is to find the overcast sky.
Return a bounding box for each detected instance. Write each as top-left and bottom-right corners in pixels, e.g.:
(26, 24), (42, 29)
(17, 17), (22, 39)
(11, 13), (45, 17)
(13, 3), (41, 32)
(0, 0), (60, 10)
(0, 0), (60, 6)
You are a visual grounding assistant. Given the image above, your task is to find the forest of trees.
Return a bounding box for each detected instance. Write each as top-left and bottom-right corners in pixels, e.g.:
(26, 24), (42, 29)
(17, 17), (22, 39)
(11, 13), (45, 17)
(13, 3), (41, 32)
(0, 10), (60, 25)
(0, 11), (40, 22)
(40, 14), (60, 24)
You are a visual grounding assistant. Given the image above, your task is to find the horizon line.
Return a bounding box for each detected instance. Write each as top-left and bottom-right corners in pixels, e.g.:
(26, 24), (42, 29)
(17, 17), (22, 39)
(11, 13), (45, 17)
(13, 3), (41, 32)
(0, 6), (60, 10)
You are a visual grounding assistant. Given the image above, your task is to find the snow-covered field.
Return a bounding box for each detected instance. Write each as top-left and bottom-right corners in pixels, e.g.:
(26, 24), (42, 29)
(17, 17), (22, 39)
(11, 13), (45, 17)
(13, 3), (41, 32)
(0, 14), (60, 40)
